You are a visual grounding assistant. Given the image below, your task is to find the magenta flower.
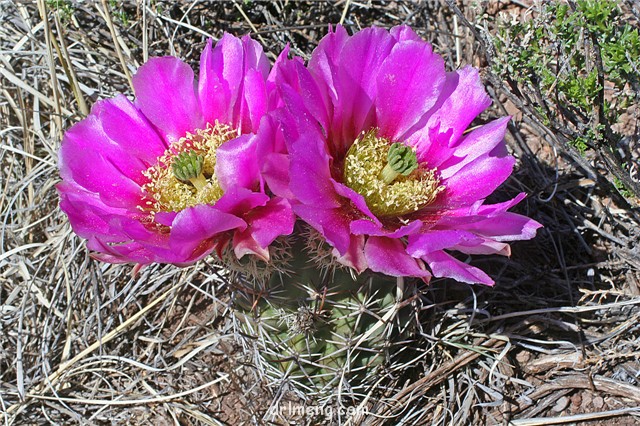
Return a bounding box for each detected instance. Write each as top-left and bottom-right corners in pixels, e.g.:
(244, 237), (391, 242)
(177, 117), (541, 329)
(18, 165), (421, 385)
(264, 25), (541, 285)
(58, 34), (295, 266)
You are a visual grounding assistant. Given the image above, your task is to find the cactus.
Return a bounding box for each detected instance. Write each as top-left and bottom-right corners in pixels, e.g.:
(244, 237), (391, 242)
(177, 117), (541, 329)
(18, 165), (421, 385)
(228, 226), (418, 395)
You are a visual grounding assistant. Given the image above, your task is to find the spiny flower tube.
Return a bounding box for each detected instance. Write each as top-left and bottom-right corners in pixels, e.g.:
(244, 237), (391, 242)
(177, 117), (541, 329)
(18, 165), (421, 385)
(263, 25), (542, 285)
(58, 34), (294, 266)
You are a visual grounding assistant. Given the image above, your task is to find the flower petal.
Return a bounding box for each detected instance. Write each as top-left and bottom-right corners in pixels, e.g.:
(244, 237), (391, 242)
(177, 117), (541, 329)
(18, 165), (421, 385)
(454, 212), (542, 242)
(289, 132), (341, 209)
(243, 197), (295, 248)
(351, 219), (422, 238)
(58, 114), (145, 208)
(406, 230), (483, 257)
(198, 34), (242, 127)
(134, 56), (204, 142)
(439, 117), (511, 179)
(424, 66), (492, 148)
(422, 250), (494, 285)
(333, 234), (367, 273)
(294, 205), (351, 255)
(364, 236), (430, 277)
(169, 204), (246, 257)
(215, 134), (260, 191)
(376, 40), (445, 140)
(439, 144), (516, 208)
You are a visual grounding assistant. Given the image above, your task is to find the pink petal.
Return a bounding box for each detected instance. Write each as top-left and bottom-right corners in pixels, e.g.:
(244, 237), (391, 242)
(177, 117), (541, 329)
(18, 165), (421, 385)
(243, 197), (295, 248)
(308, 25), (350, 104)
(439, 117), (511, 179)
(93, 95), (168, 164)
(376, 40), (445, 140)
(331, 181), (381, 225)
(133, 56), (204, 142)
(58, 114), (145, 208)
(422, 250), (494, 285)
(169, 204), (246, 257)
(364, 236), (430, 278)
(424, 66), (492, 148)
(240, 68), (268, 133)
(332, 234), (367, 273)
(213, 186), (270, 217)
(215, 134), (260, 191)
(254, 114), (293, 199)
(289, 131), (341, 209)
(454, 212), (542, 242)
(198, 34), (243, 127)
(439, 144), (516, 209)
(389, 25), (422, 42)
(294, 205), (351, 255)
(452, 239), (511, 256)
(232, 228), (270, 261)
(406, 230), (483, 257)
(350, 219), (422, 238)
(335, 26), (396, 146)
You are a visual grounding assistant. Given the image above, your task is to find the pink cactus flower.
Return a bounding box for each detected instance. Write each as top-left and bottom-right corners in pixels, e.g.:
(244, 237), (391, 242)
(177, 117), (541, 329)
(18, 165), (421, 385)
(263, 25), (542, 285)
(58, 34), (294, 266)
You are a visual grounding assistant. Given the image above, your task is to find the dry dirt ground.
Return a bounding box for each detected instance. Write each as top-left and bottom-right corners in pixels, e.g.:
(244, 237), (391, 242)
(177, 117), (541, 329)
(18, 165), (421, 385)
(1, 1), (640, 425)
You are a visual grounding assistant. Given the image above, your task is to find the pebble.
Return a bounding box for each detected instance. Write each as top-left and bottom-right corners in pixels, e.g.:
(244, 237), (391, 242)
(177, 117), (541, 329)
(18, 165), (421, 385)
(592, 396), (605, 409)
(552, 396), (570, 413)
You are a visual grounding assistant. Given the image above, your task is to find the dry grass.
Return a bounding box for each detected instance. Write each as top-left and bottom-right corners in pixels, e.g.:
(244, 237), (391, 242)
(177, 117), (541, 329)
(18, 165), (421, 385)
(1, 0), (639, 425)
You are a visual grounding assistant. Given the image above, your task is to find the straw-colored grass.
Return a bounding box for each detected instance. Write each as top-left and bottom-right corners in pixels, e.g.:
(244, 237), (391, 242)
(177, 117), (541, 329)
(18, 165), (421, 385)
(1, 1), (639, 424)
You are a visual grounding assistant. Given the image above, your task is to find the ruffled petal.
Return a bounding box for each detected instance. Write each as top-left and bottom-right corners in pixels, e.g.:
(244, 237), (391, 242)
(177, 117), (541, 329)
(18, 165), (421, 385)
(439, 144), (516, 209)
(169, 204), (246, 258)
(242, 197), (295, 248)
(58, 113), (145, 208)
(364, 236), (430, 277)
(422, 250), (494, 285)
(133, 56), (204, 142)
(406, 230), (483, 257)
(350, 219), (422, 238)
(333, 234), (367, 273)
(294, 205), (351, 255)
(439, 117), (511, 179)
(376, 40), (445, 140)
(215, 134), (260, 191)
(289, 131), (341, 209)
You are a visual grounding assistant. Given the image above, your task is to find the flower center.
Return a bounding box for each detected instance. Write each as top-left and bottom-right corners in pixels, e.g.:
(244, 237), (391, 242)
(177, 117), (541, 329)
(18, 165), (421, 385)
(141, 122), (236, 215)
(343, 129), (443, 217)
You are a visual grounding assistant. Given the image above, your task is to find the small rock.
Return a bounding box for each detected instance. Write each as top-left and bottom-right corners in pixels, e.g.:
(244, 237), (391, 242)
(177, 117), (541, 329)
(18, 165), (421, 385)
(592, 396), (604, 409)
(582, 392), (593, 408)
(571, 393), (582, 408)
(552, 396), (570, 413)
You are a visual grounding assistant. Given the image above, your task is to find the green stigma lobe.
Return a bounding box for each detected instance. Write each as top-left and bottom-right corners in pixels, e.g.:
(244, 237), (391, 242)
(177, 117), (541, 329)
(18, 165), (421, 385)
(172, 150), (204, 182)
(388, 143), (418, 176)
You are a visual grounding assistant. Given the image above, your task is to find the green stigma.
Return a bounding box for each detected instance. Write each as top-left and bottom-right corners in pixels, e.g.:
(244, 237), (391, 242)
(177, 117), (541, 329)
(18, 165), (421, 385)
(381, 142), (419, 184)
(172, 150), (207, 191)
(343, 130), (444, 217)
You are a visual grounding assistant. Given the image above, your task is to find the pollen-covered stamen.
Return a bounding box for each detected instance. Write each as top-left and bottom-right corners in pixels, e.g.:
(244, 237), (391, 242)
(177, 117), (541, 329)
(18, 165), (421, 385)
(343, 129), (444, 218)
(380, 142), (419, 184)
(141, 122), (236, 216)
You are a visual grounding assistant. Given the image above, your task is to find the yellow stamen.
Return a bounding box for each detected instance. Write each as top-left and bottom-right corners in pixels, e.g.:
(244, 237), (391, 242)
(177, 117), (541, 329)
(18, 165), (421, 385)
(140, 122), (236, 216)
(343, 129), (444, 217)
